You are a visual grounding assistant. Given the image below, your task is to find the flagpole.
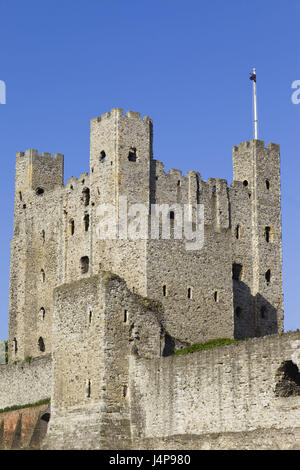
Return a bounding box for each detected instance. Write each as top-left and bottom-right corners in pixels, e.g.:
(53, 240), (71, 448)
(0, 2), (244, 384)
(252, 67), (258, 139)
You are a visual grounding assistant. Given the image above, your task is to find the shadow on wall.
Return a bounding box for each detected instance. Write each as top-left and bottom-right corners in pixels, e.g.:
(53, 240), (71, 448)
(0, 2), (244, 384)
(0, 405), (50, 450)
(233, 278), (278, 340)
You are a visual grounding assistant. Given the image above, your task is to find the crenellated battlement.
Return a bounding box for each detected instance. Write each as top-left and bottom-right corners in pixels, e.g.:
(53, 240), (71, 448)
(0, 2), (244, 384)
(16, 149), (64, 160)
(4, 107), (287, 450)
(8, 107), (283, 374)
(91, 108), (152, 124)
(233, 140), (280, 154)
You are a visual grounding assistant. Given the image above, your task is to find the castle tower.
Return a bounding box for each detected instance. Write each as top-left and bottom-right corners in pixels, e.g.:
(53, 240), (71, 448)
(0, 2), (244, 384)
(231, 140), (283, 338)
(8, 150), (64, 361)
(89, 109), (153, 294)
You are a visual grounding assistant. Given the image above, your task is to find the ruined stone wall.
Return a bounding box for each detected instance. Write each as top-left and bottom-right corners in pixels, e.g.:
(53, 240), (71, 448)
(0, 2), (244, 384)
(129, 332), (300, 449)
(0, 403), (50, 450)
(44, 274), (162, 449)
(0, 355), (51, 409)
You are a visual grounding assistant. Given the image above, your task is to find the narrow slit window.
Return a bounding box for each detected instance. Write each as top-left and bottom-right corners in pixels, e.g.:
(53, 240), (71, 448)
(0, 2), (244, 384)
(88, 309), (92, 324)
(266, 179), (270, 190)
(265, 269), (271, 285)
(235, 225), (241, 240)
(187, 287), (192, 299)
(122, 385), (128, 398)
(235, 306), (242, 318)
(40, 307), (45, 320)
(13, 338), (18, 354)
(162, 285), (167, 297)
(41, 269), (45, 283)
(260, 305), (267, 319)
(214, 291), (218, 302)
(84, 214), (89, 232)
(123, 310), (128, 323)
(40, 307), (45, 321)
(69, 219), (75, 236)
(100, 151), (106, 163)
(87, 380), (91, 398)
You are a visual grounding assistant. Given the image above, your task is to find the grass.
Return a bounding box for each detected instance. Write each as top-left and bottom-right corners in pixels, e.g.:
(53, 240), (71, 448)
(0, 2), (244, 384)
(0, 398), (50, 415)
(174, 337), (245, 356)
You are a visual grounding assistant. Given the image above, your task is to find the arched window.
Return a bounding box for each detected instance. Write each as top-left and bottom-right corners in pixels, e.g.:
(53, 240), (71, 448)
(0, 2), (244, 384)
(82, 188), (90, 206)
(38, 337), (45, 352)
(100, 151), (106, 163)
(128, 147), (137, 162)
(232, 263), (243, 281)
(264, 226), (273, 243)
(243, 180), (248, 187)
(275, 361), (300, 397)
(80, 256), (89, 274)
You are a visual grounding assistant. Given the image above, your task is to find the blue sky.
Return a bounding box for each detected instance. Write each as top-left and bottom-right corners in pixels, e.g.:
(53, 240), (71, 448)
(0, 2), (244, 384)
(0, 0), (299, 339)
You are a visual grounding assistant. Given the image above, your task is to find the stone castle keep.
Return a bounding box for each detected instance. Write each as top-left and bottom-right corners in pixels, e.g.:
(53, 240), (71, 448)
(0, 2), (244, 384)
(0, 108), (299, 450)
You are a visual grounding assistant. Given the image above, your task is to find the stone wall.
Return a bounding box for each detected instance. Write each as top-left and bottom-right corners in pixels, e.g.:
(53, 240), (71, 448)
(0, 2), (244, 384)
(0, 355), (51, 409)
(8, 109), (284, 363)
(0, 403), (50, 450)
(44, 274), (163, 449)
(129, 331), (300, 449)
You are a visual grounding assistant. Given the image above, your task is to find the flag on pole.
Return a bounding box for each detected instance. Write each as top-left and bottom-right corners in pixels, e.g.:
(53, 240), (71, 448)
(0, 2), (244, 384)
(250, 71), (256, 82)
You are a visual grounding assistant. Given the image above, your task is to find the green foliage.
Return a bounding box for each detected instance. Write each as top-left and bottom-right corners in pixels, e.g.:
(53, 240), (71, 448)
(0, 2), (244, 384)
(174, 338), (245, 356)
(102, 271), (121, 284)
(0, 398), (50, 414)
(25, 355), (32, 364)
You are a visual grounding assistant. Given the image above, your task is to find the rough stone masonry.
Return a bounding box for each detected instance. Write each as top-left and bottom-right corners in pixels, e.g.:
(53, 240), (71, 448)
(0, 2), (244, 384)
(0, 108), (298, 450)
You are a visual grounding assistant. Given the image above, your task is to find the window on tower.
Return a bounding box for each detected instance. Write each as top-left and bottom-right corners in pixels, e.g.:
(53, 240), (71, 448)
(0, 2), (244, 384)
(128, 147), (137, 162)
